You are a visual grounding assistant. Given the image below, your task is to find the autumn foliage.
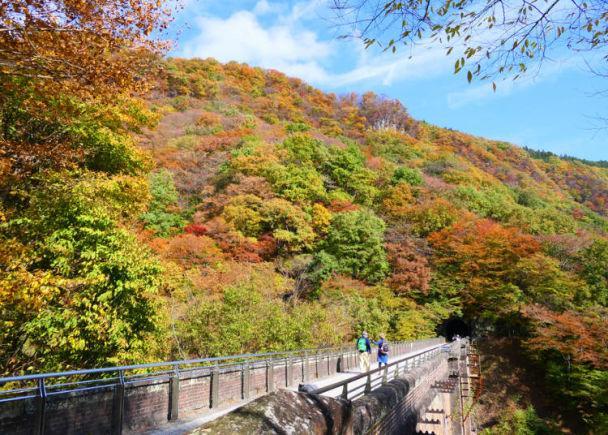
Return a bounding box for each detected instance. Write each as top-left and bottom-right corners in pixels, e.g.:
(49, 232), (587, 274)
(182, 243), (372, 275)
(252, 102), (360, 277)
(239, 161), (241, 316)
(1, 30), (608, 430)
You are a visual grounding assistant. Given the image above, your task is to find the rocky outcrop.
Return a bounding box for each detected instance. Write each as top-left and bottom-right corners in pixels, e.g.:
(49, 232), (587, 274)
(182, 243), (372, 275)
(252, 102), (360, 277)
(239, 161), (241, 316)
(193, 389), (352, 435)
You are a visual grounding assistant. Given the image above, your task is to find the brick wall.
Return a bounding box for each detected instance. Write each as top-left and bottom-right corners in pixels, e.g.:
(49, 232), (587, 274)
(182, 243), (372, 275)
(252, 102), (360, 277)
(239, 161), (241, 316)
(124, 380), (170, 432)
(46, 389), (114, 435)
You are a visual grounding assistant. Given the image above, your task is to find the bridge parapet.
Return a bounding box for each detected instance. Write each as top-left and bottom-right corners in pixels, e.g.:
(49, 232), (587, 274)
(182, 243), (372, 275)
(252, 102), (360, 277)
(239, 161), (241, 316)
(0, 338), (443, 434)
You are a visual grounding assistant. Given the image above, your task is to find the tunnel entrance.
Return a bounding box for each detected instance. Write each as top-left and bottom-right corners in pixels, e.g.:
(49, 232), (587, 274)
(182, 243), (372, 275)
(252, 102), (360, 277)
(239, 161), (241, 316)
(437, 317), (472, 341)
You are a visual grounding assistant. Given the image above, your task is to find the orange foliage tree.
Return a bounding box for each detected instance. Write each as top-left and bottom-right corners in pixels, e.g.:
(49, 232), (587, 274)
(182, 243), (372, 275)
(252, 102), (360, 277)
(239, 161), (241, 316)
(524, 304), (608, 370)
(429, 219), (539, 316)
(1, 0), (175, 99)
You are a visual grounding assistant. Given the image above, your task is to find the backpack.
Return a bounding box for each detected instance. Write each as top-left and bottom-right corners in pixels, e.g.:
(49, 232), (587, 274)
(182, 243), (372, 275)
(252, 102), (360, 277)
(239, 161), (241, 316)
(381, 342), (389, 353)
(357, 337), (367, 351)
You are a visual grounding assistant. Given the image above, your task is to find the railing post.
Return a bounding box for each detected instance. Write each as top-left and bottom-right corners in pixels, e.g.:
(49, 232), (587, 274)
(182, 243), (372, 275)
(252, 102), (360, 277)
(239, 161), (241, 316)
(382, 366), (388, 385)
(210, 366), (220, 408)
(35, 378), (47, 435)
(394, 361), (400, 378)
(111, 370), (125, 435)
(303, 351), (309, 382)
(314, 351), (319, 378)
(337, 354), (343, 373)
(242, 363), (251, 399)
(168, 365), (179, 421)
(267, 360), (275, 392)
(364, 373), (372, 394)
(286, 357), (293, 387)
(341, 383), (348, 400)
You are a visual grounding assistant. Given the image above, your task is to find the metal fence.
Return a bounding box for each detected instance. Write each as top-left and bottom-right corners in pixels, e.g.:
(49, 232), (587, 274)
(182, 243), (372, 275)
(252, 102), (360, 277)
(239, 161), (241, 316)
(311, 341), (453, 401)
(0, 337), (444, 434)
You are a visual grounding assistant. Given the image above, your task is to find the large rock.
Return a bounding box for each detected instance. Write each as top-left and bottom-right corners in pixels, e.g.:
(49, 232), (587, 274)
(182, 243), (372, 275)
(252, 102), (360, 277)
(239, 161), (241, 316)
(193, 389), (352, 435)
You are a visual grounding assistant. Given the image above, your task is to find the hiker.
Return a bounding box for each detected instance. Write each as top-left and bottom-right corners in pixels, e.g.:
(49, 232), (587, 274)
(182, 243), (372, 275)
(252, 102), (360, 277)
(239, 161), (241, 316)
(356, 331), (372, 372)
(375, 335), (389, 368)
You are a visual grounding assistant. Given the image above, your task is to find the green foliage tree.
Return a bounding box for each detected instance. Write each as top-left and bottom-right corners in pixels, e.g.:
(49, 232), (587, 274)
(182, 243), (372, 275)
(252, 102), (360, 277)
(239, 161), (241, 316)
(141, 169), (185, 237)
(324, 143), (379, 205)
(452, 186), (516, 222)
(482, 405), (553, 435)
(266, 164), (327, 203)
(179, 283), (340, 356)
(314, 209), (389, 283)
(279, 133), (329, 166)
(579, 239), (608, 306)
(0, 172), (164, 373)
(223, 194), (316, 252)
(366, 129), (419, 162)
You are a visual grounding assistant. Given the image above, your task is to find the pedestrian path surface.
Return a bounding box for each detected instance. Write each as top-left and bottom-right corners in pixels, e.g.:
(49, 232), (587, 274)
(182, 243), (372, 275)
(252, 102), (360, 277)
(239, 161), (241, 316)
(287, 343), (442, 400)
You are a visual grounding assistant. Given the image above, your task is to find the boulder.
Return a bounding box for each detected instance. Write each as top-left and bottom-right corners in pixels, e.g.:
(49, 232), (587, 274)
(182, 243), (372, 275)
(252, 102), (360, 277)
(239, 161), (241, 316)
(193, 389), (352, 435)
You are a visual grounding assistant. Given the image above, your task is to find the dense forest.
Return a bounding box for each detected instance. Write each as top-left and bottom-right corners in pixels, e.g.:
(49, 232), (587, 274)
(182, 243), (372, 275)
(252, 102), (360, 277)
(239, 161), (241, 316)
(1, 51), (608, 433)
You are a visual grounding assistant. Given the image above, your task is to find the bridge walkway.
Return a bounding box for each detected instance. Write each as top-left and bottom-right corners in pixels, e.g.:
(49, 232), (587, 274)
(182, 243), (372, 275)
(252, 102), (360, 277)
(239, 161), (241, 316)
(288, 342), (443, 400)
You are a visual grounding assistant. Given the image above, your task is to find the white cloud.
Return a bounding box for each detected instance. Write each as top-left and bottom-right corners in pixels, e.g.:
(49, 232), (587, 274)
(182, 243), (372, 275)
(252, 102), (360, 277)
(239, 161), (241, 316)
(334, 46), (450, 87)
(178, 2), (453, 89)
(180, 10), (333, 81)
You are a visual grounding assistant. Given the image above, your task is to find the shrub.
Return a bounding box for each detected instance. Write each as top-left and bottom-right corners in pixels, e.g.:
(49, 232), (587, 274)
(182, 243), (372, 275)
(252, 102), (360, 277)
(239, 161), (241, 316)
(366, 130), (420, 163)
(406, 198), (459, 236)
(452, 186), (516, 222)
(285, 121), (311, 133)
(392, 167), (423, 186)
(169, 96), (192, 112)
(179, 283), (342, 356)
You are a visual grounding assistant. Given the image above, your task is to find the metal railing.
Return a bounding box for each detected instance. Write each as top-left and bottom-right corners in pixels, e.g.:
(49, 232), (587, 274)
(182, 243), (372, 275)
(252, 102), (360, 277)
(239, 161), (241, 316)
(0, 337), (444, 434)
(311, 341), (454, 401)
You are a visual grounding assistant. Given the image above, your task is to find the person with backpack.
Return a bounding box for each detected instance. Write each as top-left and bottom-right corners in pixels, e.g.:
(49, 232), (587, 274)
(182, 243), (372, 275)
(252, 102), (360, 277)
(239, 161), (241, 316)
(375, 335), (389, 368)
(356, 331), (372, 372)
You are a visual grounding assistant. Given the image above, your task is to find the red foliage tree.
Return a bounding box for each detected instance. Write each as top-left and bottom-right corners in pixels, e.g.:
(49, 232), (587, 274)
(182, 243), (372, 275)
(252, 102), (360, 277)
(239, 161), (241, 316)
(386, 240), (431, 295)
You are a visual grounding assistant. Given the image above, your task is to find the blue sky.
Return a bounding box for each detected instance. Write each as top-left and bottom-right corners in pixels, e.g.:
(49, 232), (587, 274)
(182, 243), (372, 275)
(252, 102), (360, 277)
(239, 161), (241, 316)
(168, 0), (607, 161)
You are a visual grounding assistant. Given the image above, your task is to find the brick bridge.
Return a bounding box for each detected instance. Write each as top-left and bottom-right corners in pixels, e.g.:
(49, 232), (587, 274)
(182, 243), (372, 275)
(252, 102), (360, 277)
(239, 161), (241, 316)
(0, 338), (480, 434)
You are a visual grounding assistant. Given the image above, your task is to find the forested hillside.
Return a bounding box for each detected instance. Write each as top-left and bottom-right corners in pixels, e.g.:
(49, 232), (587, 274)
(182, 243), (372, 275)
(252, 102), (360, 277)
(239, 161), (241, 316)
(2, 57), (607, 431)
